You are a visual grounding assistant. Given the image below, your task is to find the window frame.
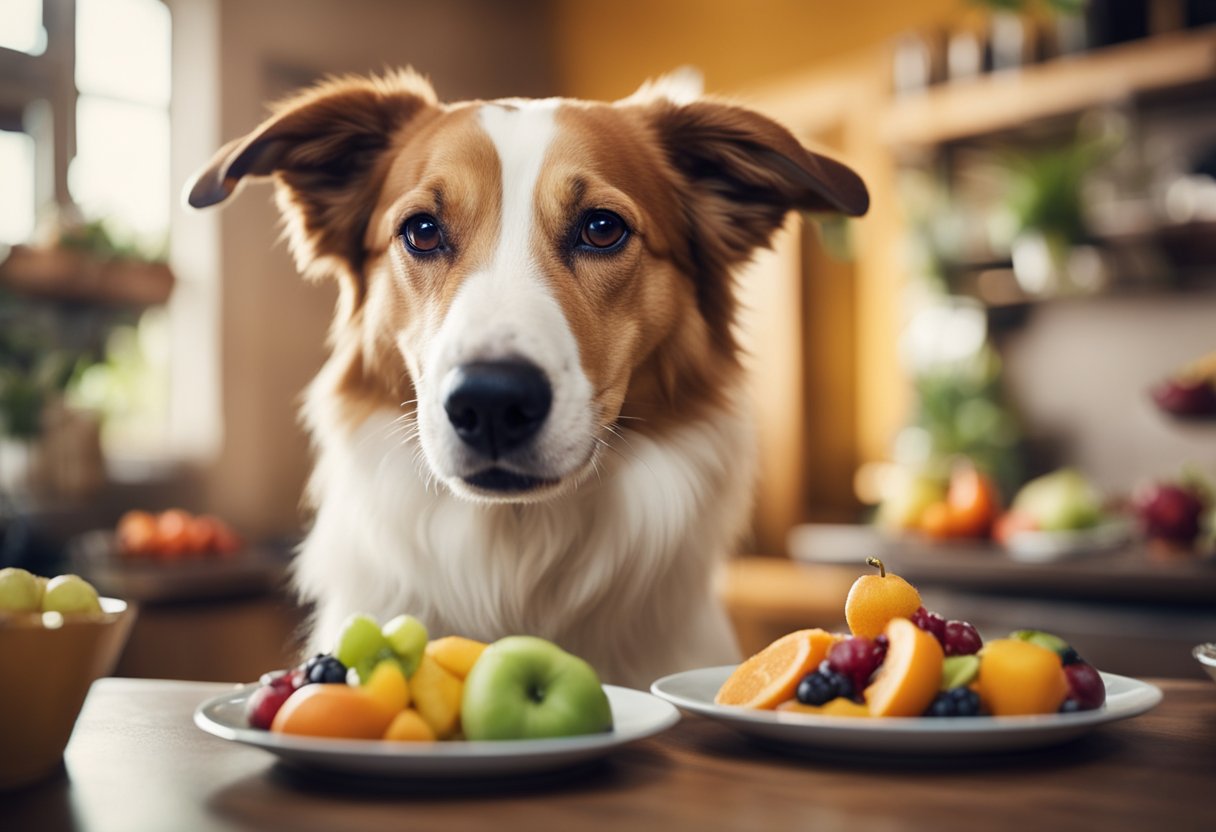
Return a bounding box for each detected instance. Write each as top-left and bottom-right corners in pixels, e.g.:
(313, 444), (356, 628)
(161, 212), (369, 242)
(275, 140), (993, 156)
(0, 0), (76, 217)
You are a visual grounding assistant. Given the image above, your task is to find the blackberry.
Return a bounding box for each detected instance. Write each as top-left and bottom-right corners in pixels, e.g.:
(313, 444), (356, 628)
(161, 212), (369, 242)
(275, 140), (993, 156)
(304, 653), (348, 685)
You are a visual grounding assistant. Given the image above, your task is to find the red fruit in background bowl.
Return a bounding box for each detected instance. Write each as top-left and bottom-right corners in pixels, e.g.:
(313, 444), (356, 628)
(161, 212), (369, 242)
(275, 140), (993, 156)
(1150, 377), (1216, 419)
(1133, 482), (1205, 544)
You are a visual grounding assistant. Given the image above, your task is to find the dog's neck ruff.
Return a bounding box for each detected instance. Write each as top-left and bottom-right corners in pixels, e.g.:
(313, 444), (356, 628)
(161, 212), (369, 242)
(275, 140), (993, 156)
(292, 397), (752, 688)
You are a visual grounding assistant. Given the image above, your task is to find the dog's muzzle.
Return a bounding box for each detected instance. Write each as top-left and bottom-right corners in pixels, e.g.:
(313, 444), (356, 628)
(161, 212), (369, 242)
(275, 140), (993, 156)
(442, 360), (554, 492)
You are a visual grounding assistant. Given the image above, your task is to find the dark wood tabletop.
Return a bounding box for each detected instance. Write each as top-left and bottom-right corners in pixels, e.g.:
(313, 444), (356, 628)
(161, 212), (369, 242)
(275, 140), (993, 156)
(9, 677), (1215, 831)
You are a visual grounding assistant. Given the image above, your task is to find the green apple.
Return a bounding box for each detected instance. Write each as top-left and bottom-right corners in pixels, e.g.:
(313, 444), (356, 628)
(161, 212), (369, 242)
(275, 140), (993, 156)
(1011, 469), (1102, 532)
(461, 636), (613, 741)
(382, 614), (428, 676)
(0, 567), (42, 613)
(41, 574), (102, 614)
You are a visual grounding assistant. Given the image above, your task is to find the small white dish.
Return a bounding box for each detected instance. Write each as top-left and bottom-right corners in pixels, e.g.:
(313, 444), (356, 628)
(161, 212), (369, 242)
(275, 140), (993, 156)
(195, 684), (678, 777)
(651, 665), (1161, 756)
(1194, 643), (1216, 684)
(1002, 518), (1132, 563)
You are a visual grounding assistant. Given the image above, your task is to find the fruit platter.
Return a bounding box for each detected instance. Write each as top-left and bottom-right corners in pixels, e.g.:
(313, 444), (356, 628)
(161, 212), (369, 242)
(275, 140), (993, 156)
(194, 612), (679, 777)
(651, 559), (1162, 756)
(68, 510), (287, 603)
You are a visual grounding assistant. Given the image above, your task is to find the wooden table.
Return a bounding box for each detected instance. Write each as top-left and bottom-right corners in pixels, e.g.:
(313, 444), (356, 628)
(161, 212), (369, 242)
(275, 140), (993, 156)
(9, 677), (1214, 831)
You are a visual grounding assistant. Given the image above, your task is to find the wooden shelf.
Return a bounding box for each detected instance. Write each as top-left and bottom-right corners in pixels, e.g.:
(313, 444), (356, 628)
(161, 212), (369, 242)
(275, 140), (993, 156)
(0, 245), (174, 307)
(882, 27), (1216, 149)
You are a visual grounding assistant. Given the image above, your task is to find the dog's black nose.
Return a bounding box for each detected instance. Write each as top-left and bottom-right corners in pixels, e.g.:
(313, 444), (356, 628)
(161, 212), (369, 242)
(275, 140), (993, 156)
(442, 361), (552, 458)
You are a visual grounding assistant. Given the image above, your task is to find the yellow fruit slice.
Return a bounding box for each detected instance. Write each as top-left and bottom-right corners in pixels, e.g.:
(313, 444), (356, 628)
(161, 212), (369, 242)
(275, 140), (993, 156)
(776, 698), (870, 718)
(844, 557), (922, 639)
(975, 639), (1068, 716)
(361, 659), (410, 712)
(383, 709), (437, 742)
(410, 654), (464, 738)
(425, 636), (488, 680)
(714, 629), (835, 709)
(864, 617), (944, 717)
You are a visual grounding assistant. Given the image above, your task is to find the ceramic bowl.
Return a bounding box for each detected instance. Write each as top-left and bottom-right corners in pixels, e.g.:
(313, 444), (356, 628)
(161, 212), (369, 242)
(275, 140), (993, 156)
(0, 597), (135, 789)
(1194, 643), (1216, 685)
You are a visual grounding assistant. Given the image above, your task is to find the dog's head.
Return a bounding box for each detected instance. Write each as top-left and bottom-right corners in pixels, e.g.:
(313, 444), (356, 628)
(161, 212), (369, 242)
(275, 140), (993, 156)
(188, 69), (866, 503)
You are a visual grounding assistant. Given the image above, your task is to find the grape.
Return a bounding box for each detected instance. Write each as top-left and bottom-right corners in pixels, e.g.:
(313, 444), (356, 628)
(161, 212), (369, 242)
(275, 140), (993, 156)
(1063, 662), (1106, 710)
(245, 682), (293, 730)
(826, 636), (885, 692)
(942, 620), (983, 656)
(334, 613), (390, 670)
(910, 606), (946, 642)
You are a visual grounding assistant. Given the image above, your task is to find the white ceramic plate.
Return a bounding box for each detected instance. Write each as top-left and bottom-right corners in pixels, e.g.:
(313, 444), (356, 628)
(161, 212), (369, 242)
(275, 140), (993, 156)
(1002, 518), (1132, 563)
(1194, 643), (1216, 684)
(195, 684), (678, 777)
(651, 666), (1161, 756)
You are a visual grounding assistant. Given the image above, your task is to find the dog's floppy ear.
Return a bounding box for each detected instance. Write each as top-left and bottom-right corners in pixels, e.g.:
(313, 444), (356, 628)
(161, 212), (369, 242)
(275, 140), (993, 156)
(185, 69), (438, 281)
(645, 98), (868, 276)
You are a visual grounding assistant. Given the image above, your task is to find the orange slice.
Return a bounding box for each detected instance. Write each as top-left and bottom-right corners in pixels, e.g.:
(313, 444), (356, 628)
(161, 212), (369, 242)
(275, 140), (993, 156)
(715, 629), (834, 709)
(864, 617), (944, 717)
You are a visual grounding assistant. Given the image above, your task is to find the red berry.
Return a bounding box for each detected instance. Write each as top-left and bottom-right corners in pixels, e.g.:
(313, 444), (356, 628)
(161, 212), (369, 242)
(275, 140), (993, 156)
(942, 620), (983, 656)
(245, 683), (294, 730)
(1063, 663), (1106, 710)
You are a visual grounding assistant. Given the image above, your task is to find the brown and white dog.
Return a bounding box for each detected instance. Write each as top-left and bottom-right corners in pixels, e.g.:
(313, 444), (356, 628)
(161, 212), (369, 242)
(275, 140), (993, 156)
(187, 70), (867, 688)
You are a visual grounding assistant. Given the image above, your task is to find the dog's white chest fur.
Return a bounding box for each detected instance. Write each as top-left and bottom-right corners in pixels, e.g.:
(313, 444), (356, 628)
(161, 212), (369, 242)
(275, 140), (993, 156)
(293, 398), (752, 688)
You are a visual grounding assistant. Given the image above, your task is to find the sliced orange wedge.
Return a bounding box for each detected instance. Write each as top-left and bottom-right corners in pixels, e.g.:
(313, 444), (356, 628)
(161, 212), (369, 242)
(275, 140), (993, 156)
(715, 629), (835, 709)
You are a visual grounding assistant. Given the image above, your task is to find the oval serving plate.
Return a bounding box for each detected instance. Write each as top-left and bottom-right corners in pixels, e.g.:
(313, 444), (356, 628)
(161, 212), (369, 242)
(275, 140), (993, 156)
(651, 665), (1161, 756)
(195, 683), (678, 777)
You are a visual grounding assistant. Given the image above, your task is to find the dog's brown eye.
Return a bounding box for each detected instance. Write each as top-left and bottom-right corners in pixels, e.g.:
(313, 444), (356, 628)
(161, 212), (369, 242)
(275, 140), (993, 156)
(579, 210), (627, 250)
(401, 214), (443, 253)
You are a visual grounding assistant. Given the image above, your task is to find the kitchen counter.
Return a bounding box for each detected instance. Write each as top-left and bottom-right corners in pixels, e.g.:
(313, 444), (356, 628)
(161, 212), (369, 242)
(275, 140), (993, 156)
(8, 677), (1214, 831)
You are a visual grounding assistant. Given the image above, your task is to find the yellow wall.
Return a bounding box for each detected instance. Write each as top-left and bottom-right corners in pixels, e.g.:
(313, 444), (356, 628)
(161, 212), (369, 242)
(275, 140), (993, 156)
(552, 0), (959, 99)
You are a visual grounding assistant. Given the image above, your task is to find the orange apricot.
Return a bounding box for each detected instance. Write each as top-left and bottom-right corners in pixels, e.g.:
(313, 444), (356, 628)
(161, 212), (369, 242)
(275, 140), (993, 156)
(844, 558), (923, 639)
(864, 617), (944, 717)
(270, 684), (397, 739)
(975, 639), (1068, 716)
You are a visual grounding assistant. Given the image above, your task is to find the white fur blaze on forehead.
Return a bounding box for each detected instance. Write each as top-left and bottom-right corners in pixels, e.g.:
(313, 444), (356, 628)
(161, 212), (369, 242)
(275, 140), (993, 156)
(433, 100), (568, 369)
(413, 100), (596, 486)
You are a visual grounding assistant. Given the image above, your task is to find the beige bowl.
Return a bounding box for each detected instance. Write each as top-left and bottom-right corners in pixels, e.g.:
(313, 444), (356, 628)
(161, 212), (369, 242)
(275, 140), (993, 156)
(0, 597), (135, 790)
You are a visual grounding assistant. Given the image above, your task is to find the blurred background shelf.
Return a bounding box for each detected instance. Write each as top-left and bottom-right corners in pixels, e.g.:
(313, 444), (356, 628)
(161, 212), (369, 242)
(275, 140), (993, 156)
(882, 26), (1216, 149)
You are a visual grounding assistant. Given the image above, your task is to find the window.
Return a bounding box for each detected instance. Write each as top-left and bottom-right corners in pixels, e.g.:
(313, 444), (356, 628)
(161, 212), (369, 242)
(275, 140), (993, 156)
(0, 0), (173, 458)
